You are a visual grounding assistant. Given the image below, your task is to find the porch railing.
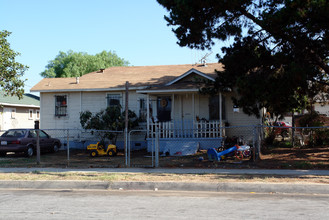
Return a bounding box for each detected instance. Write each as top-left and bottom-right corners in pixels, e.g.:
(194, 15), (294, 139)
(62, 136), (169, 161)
(148, 120), (223, 138)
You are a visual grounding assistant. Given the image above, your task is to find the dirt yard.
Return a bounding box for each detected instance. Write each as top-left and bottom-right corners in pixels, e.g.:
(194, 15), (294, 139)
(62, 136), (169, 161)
(0, 145), (328, 169)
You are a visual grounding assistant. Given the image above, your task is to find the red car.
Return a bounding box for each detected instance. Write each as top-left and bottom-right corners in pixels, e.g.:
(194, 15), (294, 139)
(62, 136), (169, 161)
(0, 129), (61, 157)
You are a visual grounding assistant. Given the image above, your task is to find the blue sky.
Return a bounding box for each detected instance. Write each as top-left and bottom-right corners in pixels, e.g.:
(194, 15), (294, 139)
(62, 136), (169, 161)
(1, 0), (222, 94)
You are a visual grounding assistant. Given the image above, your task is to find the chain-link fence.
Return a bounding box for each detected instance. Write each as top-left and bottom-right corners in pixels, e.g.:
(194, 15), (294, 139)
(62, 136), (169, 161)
(0, 128), (126, 168)
(2, 125), (326, 168)
(128, 130), (153, 167)
(261, 125), (329, 149)
(0, 126), (260, 167)
(128, 126), (261, 167)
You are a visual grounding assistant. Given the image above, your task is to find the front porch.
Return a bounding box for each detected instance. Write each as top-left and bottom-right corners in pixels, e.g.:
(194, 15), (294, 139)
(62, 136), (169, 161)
(137, 70), (226, 155)
(148, 120), (224, 138)
(146, 120), (224, 155)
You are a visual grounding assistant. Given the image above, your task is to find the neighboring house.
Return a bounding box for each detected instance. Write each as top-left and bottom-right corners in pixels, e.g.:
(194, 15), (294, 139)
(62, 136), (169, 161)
(0, 92), (40, 131)
(314, 103), (329, 116)
(31, 63), (261, 153)
(312, 92), (329, 116)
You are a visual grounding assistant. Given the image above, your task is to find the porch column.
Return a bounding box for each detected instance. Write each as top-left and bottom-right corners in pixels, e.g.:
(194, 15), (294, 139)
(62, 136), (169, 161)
(219, 92), (223, 137)
(180, 94), (183, 120)
(171, 94), (175, 121)
(192, 93), (195, 123)
(147, 94), (150, 138)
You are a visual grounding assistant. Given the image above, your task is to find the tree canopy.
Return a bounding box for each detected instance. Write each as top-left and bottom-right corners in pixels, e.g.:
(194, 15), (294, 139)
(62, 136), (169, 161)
(158, 0), (329, 117)
(0, 30), (28, 98)
(41, 50), (129, 78)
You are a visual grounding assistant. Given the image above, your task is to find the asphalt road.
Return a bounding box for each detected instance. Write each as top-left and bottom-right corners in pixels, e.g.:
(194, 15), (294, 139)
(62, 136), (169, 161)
(0, 189), (328, 220)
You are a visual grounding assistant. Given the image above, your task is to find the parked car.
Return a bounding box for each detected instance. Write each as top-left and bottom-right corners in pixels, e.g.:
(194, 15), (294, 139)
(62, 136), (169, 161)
(0, 129), (61, 157)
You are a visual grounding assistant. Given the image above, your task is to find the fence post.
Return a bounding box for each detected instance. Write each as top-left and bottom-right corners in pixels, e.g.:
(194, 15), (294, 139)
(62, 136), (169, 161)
(36, 129), (40, 165)
(124, 81), (129, 168)
(155, 127), (159, 167)
(67, 129), (70, 167)
(127, 130), (131, 167)
(253, 126), (256, 162)
(152, 136), (154, 167)
(257, 125), (261, 160)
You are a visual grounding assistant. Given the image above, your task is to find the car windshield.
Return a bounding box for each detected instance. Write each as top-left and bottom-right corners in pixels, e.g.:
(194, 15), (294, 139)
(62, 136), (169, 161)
(1, 130), (27, 138)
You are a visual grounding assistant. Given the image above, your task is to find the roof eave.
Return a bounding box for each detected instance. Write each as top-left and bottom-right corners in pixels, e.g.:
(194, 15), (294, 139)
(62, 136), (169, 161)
(166, 68), (216, 86)
(137, 88), (199, 94)
(0, 103), (40, 108)
(31, 86), (148, 93)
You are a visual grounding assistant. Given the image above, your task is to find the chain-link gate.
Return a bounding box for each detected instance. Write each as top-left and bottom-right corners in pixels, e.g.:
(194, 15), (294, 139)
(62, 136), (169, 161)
(128, 130), (158, 167)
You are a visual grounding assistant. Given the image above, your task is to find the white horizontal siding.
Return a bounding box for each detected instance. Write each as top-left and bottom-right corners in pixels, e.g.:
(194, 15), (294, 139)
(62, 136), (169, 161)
(40, 91), (142, 130)
(0, 107), (39, 130)
(314, 103), (329, 116)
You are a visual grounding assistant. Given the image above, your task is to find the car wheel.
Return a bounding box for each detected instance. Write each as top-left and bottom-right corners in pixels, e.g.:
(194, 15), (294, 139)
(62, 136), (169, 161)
(52, 143), (59, 153)
(90, 150), (98, 157)
(26, 147), (34, 157)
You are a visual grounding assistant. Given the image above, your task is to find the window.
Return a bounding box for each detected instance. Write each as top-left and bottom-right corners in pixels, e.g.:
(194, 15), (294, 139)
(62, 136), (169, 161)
(39, 130), (49, 138)
(209, 95), (226, 120)
(29, 109), (34, 120)
(55, 95), (67, 116)
(11, 109), (16, 119)
(36, 110), (40, 119)
(157, 97), (171, 122)
(3, 129), (26, 138)
(106, 94), (121, 108)
(28, 130), (37, 138)
(139, 98), (147, 122)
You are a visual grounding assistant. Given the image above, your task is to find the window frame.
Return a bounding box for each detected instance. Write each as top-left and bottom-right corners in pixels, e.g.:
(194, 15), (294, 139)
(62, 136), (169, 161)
(139, 98), (147, 122)
(36, 110), (40, 120)
(55, 94), (68, 117)
(11, 108), (16, 119)
(28, 109), (34, 120)
(209, 95), (226, 121)
(106, 93), (122, 108)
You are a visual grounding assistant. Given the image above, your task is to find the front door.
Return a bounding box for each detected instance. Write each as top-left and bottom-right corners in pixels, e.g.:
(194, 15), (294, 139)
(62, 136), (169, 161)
(157, 97), (171, 122)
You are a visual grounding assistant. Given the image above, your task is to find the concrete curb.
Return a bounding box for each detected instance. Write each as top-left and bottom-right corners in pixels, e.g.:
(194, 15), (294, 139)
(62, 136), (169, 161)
(1, 180), (329, 194)
(1, 168), (329, 176)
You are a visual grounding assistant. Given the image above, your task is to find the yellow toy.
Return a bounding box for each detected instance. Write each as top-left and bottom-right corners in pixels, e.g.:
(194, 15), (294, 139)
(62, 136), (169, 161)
(87, 142), (117, 157)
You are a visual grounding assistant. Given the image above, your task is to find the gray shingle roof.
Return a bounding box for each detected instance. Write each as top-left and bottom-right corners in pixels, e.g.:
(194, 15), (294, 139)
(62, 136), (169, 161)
(0, 92), (40, 107)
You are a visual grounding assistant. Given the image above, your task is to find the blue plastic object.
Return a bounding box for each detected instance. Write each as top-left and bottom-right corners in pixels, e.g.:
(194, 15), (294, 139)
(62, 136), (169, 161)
(207, 146), (237, 161)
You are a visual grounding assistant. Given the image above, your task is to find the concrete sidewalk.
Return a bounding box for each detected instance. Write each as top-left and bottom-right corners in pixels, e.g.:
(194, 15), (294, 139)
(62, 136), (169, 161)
(1, 168), (329, 194)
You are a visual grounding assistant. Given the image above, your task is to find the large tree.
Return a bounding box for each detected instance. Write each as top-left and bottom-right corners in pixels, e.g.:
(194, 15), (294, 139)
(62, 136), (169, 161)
(158, 0), (329, 117)
(0, 30), (28, 98)
(41, 50), (129, 78)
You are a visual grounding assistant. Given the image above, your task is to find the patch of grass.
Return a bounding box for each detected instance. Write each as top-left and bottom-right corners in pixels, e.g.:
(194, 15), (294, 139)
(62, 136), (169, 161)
(277, 141), (293, 148)
(32, 170), (41, 174)
(0, 172), (328, 184)
(0, 160), (13, 165)
(280, 163), (292, 169)
(292, 161), (313, 169)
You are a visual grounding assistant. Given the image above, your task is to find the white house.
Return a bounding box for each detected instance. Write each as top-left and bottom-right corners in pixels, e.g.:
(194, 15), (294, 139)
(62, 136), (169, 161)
(0, 92), (40, 131)
(31, 63), (261, 152)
